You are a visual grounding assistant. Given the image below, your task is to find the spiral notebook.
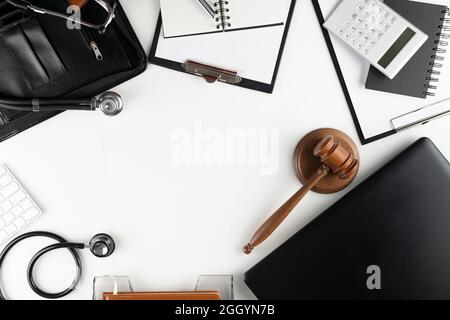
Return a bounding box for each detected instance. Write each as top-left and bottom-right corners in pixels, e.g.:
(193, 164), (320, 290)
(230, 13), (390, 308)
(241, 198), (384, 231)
(366, 0), (448, 98)
(160, 0), (287, 38)
(150, 0), (296, 93)
(313, 0), (450, 144)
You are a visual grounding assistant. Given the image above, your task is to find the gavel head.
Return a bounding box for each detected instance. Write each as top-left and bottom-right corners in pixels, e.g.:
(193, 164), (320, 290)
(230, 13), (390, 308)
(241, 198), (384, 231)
(313, 135), (359, 180)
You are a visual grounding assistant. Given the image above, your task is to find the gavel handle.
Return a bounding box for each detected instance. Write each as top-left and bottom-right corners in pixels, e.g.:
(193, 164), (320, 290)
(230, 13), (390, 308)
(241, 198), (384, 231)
(243, 167), (329, 254)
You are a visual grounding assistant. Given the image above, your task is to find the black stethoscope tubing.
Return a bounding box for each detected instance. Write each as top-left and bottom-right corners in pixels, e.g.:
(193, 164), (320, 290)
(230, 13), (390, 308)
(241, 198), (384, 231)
(0, 92), (124, 115)
(0, 98), (94, 112)
(0, 231), (84, 300)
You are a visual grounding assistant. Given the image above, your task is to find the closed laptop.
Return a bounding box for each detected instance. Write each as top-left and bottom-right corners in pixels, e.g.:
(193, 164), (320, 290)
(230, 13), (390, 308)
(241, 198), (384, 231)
(245, 138), (450, 299)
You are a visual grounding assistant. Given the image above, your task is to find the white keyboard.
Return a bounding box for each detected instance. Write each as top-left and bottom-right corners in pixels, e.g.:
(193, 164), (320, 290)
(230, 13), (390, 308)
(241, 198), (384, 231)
(0, 164), (41, 245)
(324, 0), (428, 79)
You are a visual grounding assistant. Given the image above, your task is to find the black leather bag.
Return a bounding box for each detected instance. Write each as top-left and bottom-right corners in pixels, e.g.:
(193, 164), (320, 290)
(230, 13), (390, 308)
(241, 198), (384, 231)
(0, 0), (147, 142)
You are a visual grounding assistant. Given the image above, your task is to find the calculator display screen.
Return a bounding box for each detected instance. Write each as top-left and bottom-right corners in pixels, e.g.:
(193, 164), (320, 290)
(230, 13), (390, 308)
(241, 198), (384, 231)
(378, 28), (416, 69)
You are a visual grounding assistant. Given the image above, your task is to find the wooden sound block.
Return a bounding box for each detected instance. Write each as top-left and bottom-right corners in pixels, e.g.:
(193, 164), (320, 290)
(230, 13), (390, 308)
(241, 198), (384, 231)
(293, 128), (360, 194)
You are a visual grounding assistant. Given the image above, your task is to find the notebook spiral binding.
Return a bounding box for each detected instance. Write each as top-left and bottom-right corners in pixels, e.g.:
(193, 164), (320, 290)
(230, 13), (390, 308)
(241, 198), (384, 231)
(425, 7), (450, 96)
(214, 0), (231, 30)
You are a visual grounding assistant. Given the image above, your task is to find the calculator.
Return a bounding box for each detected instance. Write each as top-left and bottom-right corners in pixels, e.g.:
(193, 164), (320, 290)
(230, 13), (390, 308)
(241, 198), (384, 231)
(324, 0), (428, 79)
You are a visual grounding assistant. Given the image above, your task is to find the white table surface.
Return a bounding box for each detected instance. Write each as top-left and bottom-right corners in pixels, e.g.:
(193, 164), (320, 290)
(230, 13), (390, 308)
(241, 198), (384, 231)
(0, 0), (448, 300)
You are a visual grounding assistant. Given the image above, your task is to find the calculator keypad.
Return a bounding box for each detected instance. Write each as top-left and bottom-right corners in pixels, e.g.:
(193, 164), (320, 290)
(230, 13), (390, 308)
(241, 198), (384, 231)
(336, 0), (397, 55)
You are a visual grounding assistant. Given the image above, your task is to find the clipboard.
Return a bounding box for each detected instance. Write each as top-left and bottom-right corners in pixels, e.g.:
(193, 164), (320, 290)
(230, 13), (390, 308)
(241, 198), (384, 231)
(312, 0), (450, 144)
(149, 0), (297, 94)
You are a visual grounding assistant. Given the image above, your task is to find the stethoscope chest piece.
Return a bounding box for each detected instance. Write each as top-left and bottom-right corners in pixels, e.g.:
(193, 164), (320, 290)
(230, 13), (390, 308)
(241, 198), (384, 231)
(98, 92), (123, 116)
(89, 233), (115, 257)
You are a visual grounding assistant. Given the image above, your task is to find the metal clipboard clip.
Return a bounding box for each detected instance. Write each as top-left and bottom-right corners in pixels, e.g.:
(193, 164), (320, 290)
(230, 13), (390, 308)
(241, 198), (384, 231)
(182, 60), (242, 85)
(390, 98), (450, 132)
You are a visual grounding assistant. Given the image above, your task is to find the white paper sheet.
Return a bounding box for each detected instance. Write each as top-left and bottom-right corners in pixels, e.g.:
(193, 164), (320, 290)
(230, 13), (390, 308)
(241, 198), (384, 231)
(160, 0), (288, 38)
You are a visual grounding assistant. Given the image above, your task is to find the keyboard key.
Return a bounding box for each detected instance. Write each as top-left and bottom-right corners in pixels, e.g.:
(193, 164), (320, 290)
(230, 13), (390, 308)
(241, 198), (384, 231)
(0, 174), (13, 187)
(23, 207), (40, 221)
(4, 224), (17, 235)
(2, 212), (14, 224)
(19, 199), (33, 210)
(1, 183), (18, 198)
(0, 230), (8, 242)
(13, 217), (26, 228)
(372, 5), (382, 14)
(0, 166), (6, 176)
(0, 200), (13, 212)
(9, 191), (26, 206)
(10, 206), (24, 217)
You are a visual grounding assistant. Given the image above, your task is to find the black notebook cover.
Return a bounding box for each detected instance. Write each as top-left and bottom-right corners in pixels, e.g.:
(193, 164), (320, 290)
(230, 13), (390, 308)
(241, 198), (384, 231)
(149, 0), (296, 94)
(244, 138), (450, 299)
(365, 0), (447, 98)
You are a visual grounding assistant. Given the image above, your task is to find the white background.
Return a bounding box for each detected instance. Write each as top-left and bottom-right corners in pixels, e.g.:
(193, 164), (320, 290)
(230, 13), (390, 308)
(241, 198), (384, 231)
(0, 0), (448, 300)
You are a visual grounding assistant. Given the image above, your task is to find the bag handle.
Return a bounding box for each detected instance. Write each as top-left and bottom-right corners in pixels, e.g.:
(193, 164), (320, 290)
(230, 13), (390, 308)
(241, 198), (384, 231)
(6, 0), (116, 33)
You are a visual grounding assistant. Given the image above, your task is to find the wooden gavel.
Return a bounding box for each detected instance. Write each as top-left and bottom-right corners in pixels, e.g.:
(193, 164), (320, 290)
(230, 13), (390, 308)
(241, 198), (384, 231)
(243, 134), (359, 254)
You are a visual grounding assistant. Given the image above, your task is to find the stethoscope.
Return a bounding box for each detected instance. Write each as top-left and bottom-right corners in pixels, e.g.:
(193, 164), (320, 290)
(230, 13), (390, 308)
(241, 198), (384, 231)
(7, 0), (116, 33)
(1, 0), (124, 116)
(0, 231), (116, 299)
(0, 92), (124, 116)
